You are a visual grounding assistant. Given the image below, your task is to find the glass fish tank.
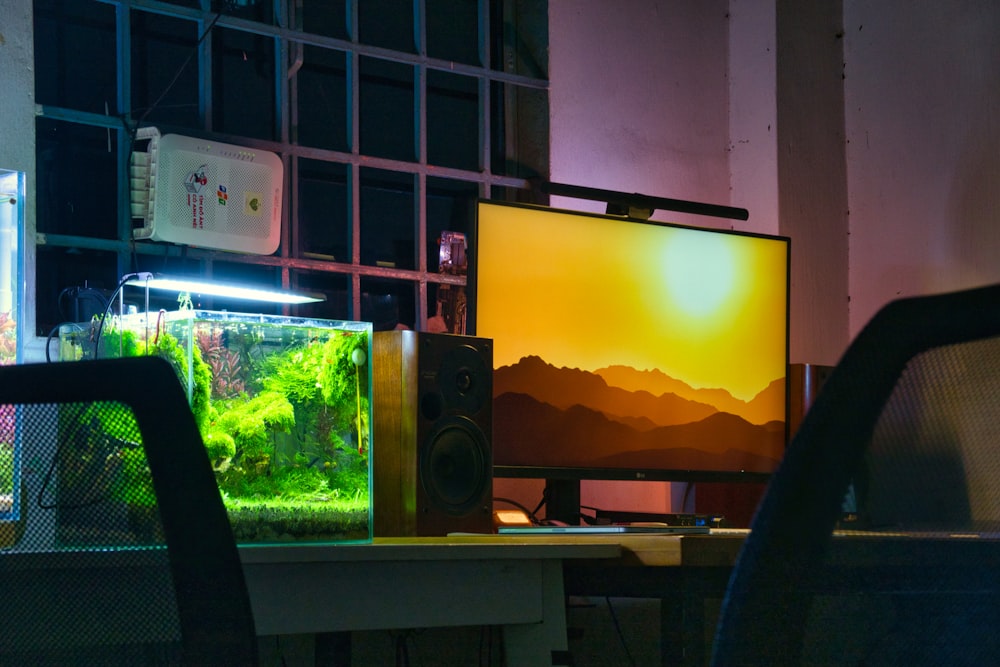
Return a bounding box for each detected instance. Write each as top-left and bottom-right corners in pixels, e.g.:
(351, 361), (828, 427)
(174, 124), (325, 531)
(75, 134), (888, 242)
(0, 169), (23, 549)
(60, 310), (372, 545)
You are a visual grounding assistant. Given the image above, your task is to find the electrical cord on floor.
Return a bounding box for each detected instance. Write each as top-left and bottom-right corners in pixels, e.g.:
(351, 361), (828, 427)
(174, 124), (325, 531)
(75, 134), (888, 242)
(478, 625), (497, 667)
(604, 597), (638, 667)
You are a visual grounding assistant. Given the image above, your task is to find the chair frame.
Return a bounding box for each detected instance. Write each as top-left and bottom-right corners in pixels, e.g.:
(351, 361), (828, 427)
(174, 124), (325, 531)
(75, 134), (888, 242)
(711, 283), (1000, 665)
(0, 356), (257, 665)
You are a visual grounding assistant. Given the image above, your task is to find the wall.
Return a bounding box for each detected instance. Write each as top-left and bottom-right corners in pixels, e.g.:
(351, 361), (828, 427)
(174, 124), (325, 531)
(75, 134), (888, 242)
(527, 0), (737, 518)
(0, 0), (36, 342)
(547, 0), (732, 228)
(777, 0), (850, 367)
(527, 0), (833, 520)
(844, 0), (1000, 334)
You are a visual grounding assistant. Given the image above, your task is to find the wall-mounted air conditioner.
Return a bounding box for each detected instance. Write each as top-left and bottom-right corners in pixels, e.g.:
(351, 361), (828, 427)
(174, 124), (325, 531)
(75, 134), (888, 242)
(130, 127), (283, 255)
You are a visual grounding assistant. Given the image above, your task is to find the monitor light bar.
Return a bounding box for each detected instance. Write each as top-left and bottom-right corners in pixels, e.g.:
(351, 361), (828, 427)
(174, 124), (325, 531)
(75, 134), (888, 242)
(125, 275), (325, 305)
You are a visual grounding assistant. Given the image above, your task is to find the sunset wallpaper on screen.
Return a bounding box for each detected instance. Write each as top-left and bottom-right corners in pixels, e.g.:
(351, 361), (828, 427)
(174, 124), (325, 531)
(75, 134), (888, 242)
(474, 201), (790, 475)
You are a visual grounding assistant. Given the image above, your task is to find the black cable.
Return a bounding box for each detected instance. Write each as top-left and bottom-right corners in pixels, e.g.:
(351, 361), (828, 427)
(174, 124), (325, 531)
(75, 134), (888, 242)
(44, 325), (60, 363)
(393, 630), (411, 667)
(122, 8), (226, 275)
(681, 481), (695, 512)
(132, 10), (225, 131)
(93, 272), (152, 358)
(36, 404), (118, 511)
(604, 598), (637, 667)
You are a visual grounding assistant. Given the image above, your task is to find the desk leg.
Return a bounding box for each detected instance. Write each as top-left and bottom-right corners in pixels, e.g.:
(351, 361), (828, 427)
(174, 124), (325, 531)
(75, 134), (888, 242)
(502, 560), (573, 667)
(314, 631), (351, 667)
(661, 569), (730, 667)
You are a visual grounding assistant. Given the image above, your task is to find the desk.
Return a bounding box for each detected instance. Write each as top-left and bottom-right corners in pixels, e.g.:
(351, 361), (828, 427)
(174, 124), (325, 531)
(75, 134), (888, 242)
(0, 535), (618, 666)
(558, 532), (741, 666)
(239, 536), (622, 667)
(563, 529), (1000, 666)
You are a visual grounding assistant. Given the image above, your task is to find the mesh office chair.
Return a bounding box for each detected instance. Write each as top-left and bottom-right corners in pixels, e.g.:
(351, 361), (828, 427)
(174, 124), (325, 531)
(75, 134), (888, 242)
(711, 283), (1000, 666)
(0, 356), (258, 665)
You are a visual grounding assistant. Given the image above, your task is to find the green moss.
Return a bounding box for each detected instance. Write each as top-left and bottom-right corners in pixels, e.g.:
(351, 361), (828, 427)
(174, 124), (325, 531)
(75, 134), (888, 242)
(203, 430), (236, 468)
(112, 446), (157, 507)
(151, 331), (212, 432)
(213, 389), (294, 465)
(0, 444), (14, 495)
(98, 320), (142, 359)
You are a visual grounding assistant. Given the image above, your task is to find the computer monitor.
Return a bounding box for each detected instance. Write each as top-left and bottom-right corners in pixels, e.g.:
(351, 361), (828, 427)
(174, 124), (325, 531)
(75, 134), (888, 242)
(469, 200), (790, 518)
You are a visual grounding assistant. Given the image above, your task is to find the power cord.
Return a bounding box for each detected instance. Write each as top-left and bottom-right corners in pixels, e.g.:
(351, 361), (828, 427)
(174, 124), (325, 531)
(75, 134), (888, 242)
(604, 597), (638, 667)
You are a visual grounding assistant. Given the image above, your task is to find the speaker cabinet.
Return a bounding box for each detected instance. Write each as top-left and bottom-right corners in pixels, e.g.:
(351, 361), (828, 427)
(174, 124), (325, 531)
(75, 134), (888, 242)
(788, 363), (835, 437)
(372, 331), (493, 536)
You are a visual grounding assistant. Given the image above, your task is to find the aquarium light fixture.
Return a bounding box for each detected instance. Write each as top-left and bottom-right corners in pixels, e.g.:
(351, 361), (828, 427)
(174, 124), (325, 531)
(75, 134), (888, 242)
(124, 274), (326, 305)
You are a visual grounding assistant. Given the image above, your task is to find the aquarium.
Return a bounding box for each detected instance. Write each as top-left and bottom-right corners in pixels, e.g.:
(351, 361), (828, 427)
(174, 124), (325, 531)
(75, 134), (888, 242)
(0, 169), (23, 547)
(60, 310), (373, 544)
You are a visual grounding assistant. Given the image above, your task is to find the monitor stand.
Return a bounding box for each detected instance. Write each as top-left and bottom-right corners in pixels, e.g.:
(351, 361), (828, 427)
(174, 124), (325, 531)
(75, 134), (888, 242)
(543, 478), (582, 524)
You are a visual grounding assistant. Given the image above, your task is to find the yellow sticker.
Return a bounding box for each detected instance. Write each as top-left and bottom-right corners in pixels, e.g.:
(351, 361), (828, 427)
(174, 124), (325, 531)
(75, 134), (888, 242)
(244, 192), (263, 216)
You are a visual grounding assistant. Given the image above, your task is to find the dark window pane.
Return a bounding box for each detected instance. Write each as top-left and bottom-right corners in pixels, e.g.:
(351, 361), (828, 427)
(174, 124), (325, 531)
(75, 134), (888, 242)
(427, 0), (480, 65)
(223, 0), (276, 25)
(302, 1), (348, 40)
(360, 277), (416, 331)
(426, 177), (477, 272)
(428, 282), (466, 334)
(34, 0), (117, 114)
(131, 11), (201, 129)
(490, 81), (547, 179)
(200, 262), (282, 314)
(297, 159), (349, 261)
(490, 0), (548, 78)
(490, 183), (543, 205)
(212, 27), (276, 140)
(427, 70), (479, 171)
(295, 46), (349, 152)
(359, 168), (414, 270)
(290, 270), (351, 321)
(358, 0), (415, 53)
(35, 118), (118, 239)
(36, 246), (118, 337)
(359, 57), (415, 162)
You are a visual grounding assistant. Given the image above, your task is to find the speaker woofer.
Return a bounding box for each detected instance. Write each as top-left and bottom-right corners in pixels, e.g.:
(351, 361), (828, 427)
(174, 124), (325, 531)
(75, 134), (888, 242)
(420, 416), (490, 516)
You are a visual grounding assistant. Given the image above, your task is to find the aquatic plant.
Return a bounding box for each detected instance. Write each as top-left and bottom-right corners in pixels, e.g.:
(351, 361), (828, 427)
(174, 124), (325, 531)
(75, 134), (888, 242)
(95, 317), (142, 359)
(248, 331), (370, 503)
(55, 402), (142, 510)
(225, 504), (369, 543)
(112, 445), (156, 508)
(203, 430), (236, 471)
(197, 328), (246, 398)
(212, 389), (295, 473)
(0, 311), (16, 365)
(0, 444), (14, 496)
(151, 328), (212, 432)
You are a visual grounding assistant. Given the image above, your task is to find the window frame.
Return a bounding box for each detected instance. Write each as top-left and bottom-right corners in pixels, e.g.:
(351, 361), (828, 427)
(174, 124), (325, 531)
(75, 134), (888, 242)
(29, 0), (548, 346)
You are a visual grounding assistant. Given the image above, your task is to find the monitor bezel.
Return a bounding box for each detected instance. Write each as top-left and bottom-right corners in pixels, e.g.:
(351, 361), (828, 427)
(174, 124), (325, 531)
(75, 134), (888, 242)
(469, 199), (792, 487)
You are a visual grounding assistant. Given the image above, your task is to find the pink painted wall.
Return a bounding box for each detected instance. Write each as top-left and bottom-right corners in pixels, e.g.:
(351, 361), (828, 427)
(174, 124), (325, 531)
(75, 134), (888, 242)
(844, 0), (1000, 334)
(512, 0), (1000, 523)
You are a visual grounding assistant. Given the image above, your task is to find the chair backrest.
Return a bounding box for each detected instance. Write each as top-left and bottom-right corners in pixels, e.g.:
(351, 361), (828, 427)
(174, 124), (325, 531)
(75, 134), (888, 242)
(711, 283), (1000, 666)
(0, 356), (257, 665)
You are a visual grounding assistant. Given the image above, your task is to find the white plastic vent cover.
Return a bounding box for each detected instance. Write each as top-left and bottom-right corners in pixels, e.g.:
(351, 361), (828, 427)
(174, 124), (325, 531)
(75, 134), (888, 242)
(130, 128), (283, 255)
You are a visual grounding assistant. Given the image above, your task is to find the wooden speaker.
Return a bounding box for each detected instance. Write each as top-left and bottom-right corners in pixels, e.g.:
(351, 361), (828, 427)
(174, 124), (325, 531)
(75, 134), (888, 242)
(372, 331), (493, 536)
(788, 363), (835, 437)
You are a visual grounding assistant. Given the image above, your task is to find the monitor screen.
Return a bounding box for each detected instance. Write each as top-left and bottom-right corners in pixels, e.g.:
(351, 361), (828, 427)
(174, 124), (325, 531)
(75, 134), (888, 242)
(470, 200), (790, 484)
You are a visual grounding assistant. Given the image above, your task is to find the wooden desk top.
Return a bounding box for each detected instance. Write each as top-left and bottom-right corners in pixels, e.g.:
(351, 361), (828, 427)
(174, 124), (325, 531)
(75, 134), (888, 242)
(241, 528), (1000, 570)
(238, 534), (624, 564)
